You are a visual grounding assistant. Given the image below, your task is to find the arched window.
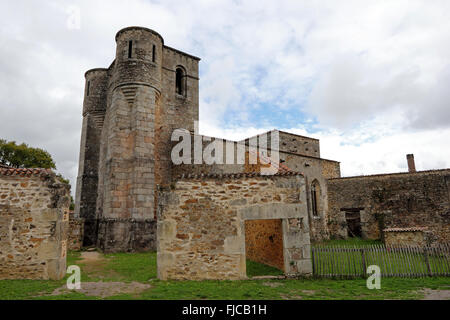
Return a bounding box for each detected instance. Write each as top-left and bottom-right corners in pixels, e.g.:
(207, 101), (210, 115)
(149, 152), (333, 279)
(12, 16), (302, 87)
(175, 67), (186, 96)
(311, 180), (321, 217)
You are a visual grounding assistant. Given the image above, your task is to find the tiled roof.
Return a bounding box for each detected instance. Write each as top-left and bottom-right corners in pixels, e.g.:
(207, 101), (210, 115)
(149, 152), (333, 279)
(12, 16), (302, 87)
(383, 227), (427, 232)
(0, 167), (53, 177)
(177, 170), (303, 180)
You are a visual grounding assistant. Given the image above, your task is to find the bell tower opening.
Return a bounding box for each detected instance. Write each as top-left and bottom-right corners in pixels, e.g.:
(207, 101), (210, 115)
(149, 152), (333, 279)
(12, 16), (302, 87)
(175, 67), (185, 95)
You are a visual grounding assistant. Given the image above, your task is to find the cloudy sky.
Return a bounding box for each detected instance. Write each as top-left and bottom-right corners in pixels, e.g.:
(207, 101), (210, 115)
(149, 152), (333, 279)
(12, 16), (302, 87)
(1, 0), (450, 196)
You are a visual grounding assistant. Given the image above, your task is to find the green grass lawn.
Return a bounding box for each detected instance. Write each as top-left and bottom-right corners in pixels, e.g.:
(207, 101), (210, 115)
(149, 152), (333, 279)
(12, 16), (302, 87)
(0, 250), (448, 300)
(315, 237), (382, 246)
(246, 259), (284, 277)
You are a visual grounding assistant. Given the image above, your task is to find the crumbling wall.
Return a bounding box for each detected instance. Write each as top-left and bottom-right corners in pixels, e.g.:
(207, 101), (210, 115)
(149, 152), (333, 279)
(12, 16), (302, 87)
(68, 212), (84, 251)
(384, 229), (427, 247)
(170, 133), (340, 243)
(327, 169), (450, 244)
(157, 173), (312, 280)
(277, 130), (320, 158)
(0, 168), (70, 280)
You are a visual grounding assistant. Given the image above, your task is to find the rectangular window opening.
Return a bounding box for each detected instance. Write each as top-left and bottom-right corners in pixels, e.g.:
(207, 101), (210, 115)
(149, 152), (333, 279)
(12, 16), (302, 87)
(86, 81), (90, 96)
(311, 188), (318, 216)
(152, 44), (156, 62)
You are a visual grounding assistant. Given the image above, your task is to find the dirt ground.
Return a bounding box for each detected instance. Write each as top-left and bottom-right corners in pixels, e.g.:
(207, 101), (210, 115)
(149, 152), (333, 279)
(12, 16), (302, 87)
(75, 251), (120, 279)
(51, 281), (151, 298)
(80, 251), (102, 262)
(50, 251), (151, 298)
(421, 288), (450, 300)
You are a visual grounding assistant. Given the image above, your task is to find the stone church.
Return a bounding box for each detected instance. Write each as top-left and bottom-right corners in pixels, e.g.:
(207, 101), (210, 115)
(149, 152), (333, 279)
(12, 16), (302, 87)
(75, 26), (449, 273)
(75, 26), (338, 254)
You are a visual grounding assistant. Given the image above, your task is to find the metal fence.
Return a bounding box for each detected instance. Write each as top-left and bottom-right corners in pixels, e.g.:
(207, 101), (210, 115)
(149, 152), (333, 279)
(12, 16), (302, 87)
(311, 244), (450, 278)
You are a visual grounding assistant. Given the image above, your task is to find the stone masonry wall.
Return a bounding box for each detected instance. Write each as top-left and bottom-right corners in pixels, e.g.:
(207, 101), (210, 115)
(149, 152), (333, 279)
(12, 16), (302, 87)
(245, 219), (284, 270)
(74, 68), (108, 246)
(327, 169), (450, 244)
(384, 230), (426, 247)
(0, 168), (70, 280)
(157, 173), (312, 280)
(278, 131), (320, 158)
(95, 28), (163, 252)
(68, 213), (84, 251)
(157, 45), (199, 189)
(170, 133), (340, 243)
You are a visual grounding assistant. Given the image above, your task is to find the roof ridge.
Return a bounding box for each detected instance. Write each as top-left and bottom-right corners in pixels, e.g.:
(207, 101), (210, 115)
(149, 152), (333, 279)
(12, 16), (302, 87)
(176, 170), (303, 180)
(0, 167), (53, 177)
(383, 227), (427, 232)
(329, 168), (450, 180)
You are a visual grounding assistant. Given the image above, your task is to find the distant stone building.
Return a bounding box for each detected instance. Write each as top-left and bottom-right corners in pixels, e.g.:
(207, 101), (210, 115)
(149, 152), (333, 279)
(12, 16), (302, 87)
(327, 165), (450, 245)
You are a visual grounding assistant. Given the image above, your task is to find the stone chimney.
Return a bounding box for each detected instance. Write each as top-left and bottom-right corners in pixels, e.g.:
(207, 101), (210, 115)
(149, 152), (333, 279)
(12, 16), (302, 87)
(406, 154), (416, 173)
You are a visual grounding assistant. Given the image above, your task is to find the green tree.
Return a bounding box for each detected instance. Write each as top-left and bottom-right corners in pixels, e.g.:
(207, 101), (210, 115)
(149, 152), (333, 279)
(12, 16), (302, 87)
(0, 139), (56, 169)
(0, 139), (72, 194)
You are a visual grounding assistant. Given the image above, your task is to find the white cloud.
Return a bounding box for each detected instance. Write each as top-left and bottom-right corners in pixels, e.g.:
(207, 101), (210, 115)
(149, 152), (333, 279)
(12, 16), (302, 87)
(200, 120), (450, 177)
(315, 126), (450, 177)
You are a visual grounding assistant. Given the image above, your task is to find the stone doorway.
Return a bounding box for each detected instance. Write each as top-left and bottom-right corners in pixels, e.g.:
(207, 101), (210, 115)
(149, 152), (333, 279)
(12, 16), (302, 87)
(244, 219), (285, 275)
(345, 210), (362, 237)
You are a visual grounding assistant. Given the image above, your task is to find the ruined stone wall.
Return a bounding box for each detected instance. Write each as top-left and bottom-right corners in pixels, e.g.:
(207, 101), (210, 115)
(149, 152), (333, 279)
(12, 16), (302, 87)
(278, 131), (320, 158)
(157, 173), (312, 280)
(321, 158), (341, 179)
(239, 130), (320, 158)
(384, 230), (426, 247)
(68, 213), (84, 251)
(245, 219), (284, 270)
(327, 169), (450, 244)
(0, 169), (70, 280)
(170, 133), (340, 242)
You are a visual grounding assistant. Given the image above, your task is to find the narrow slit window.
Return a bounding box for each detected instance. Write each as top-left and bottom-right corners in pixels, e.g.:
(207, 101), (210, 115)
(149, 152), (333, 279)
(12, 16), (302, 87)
(128, 40), (133, 58)
(311, 186), (317, 216)
(152, 45), (156, 62)
(87, 81), (90, 96)
(311, 180), (320, 217)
